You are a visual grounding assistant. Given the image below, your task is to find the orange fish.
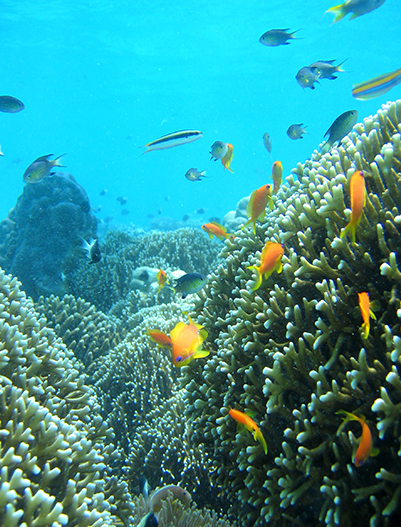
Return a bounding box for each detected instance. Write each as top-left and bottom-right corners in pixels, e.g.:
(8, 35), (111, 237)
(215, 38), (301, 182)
(340, 170), (366, 245)
(156, 269), (169, 293)
(336, 410), (377, 467)
(241, 184), (273, 234)
(247, 241), (284, 291)
(271, 161), (283, 195)
(358, 292), (376, 339)
(228, 408), (267, 454)
(221, 143), (234, 173)
(170, 316), (209, 367)
(202, 221), (234, 241)
(147, 329), (172, 347)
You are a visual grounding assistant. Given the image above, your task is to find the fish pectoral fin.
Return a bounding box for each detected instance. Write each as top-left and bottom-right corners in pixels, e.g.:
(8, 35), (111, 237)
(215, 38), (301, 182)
(194, 350), (210, 359)
(370, 447), (380, 458)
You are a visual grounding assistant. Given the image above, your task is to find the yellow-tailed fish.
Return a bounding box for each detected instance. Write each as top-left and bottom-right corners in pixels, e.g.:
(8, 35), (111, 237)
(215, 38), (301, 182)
(340, 170), (365, 245)
(170, 316), (209, 367)
(241, 184), (273, 233)
(228, 409), (267, 454)
(247, 241), (284, 291)
(23, 154), (67, 184)
(321, 110), (358, 154)
(325, 0), (386, 23)
(358, 292), (376, 339)
(271, 161), (282, 195)
(202, 221), (234, 241)
(336, 410), (378, 466)
(147, 329), (172, 347)
(352, 67), (401, 100)
(141, 130), (202, 154)
(221, 143), (234, 172)
(156, 269), (169, 293)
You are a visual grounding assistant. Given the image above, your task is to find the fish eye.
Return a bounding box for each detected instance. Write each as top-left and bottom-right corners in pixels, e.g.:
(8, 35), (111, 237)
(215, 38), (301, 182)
(176, 356), (183, 362)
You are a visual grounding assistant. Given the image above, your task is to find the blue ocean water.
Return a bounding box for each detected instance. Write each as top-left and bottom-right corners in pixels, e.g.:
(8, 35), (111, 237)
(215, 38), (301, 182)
(1, 0), (399, 232)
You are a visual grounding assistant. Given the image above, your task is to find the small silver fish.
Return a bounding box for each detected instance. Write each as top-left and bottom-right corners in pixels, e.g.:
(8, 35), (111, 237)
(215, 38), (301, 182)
(309, 59), (347, 80)
(23, 153), (66, 183)
(287, 124), (307, 140)
(210, 141), (228, 161)
(321, 110), (358, 154)
(263, 132), (272, 155)
(141, 130), (202, 154)
(259, 28), (301, 47)
(81, 238), (102, 264)
(296, 67), (320, 89)
(185, 168), (207, 181)
(0, 95), (25, 113)
(0, 144), (4, 156)
(325, 0), (386, 22)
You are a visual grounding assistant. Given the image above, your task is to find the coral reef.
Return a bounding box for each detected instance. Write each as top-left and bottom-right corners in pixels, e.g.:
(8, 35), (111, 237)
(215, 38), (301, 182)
(90, 299), (220, 509)
(0, 172), (97, 299)
(131, 492), (233, 527)
(64, 228), (221, 312)
(182, 100), (401, 526)
(0, 268), (133, 526)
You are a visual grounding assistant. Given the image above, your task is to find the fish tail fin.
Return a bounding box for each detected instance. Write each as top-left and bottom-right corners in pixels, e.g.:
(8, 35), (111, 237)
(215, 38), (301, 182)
(241, 218), (253, 231)
(340, 221), (356, 245)
(325, 4), (346, 22)
(53, 153), (67, 167)
(361, 321), (370, 339)
(247, 266), (262, 291)
(254, 430), (268, 454)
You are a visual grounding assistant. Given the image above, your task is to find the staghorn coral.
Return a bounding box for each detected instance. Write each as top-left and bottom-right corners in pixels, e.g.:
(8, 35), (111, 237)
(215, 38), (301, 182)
(0, 268), (133, 526)
(34, 294), (122, 369)
(91, 299), (224, 513)
(182, 100), (401, 526)
(64, 228), (221, 312)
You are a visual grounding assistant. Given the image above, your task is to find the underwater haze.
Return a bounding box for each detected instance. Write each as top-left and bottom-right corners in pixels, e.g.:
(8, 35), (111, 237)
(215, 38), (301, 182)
(1, 0), (399, 230)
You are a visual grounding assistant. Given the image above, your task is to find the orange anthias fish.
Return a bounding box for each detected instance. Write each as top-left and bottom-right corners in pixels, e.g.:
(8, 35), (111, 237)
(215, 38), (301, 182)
(228, 408), (267, 454)
(202, 221), (234, 242)
(358, 292), (376, 339)
(221, 143), (234, 173)
(336, 410), (377, 467)
(170, 316), (210, 367)
(241, 184), (273, 234)
(248, 241), (284, 291)
(156, 269), (169, 293)
(340, 170), (366, 245)
(147, 329), (172, 347)
(272, 161), (283, 195)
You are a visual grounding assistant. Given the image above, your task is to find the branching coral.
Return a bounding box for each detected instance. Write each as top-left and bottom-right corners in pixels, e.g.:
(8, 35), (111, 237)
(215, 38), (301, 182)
(0, 268), (133, 526)
(182, 100), (401, 526)
(64, 228), (221, 312)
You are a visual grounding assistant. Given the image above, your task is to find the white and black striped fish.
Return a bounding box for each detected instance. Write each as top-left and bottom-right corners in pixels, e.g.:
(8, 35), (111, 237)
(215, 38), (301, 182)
(141, 129), (202, 154)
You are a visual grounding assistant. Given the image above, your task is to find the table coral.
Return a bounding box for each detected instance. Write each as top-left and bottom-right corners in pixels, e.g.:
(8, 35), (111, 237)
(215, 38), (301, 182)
(182, 100), (401, 526)
(0, 268), (133, 526)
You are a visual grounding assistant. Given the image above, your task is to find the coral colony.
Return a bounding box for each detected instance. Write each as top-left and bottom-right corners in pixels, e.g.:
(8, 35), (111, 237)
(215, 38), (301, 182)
(1, 101), (401, 526)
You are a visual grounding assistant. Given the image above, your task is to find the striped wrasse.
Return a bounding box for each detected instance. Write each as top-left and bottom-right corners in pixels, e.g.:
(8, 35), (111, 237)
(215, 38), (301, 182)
(141, 129), (203, 153)
(352, 67), (401, 100)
